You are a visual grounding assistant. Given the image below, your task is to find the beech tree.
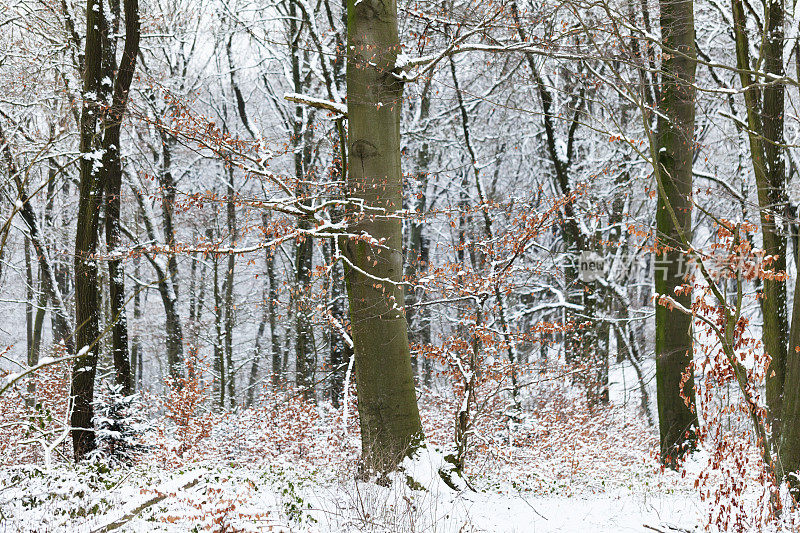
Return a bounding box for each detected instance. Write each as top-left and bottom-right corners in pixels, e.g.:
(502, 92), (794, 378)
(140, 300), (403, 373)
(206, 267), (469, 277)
(343, 0), (424, 470)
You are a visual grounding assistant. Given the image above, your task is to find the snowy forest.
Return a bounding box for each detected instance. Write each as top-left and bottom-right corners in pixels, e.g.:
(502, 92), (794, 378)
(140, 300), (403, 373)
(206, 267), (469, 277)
(2, 0), (800, 529)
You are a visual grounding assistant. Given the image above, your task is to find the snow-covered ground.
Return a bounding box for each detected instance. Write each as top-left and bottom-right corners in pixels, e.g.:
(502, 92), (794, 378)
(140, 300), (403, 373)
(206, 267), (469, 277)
(0, 361), (791, 532)
(0, 459), (705, 532)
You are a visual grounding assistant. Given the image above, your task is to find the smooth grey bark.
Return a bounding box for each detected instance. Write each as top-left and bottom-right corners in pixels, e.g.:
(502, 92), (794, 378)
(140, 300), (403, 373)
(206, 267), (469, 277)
(344, 0), (423, 470)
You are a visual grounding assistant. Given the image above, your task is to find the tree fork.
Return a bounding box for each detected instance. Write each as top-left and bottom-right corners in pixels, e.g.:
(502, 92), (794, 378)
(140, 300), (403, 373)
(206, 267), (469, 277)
(72, 0), (107, 460)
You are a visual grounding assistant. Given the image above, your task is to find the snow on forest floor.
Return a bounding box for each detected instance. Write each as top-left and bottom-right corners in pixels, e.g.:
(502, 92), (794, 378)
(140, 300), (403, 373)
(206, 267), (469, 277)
(0, 365), (791, 532)
(0, 455), (703, 532)
(0, 411), (722, 533)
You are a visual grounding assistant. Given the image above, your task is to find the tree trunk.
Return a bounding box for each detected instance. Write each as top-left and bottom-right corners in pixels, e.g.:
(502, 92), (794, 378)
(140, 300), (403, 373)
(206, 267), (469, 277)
(759, 0), (789, 441)
(131, 251), (142, 390)
(102, 0), (139, 395)
(328, 122), (352, 405)
(161, 280), (184, 379)
(248, 289), (268, 406)
(265, 236), (282, 387)
(289, 0), (316, 401)
(158, 140), (180, 298)
(780, 275), (800, 491)
(71, 0), (107, 459)
(25, 237), (32, 363)
(295, 221), (315, 399)
(224, 169), (237, 407)
(24, 238), (38, 407)
(328, 257), (351, 407)
(404, 84), (431, 381)
(653, 0), (698, 465)
(131, 187), (184, 379)
(344, 0), (423, 471)
(213, 254), (225, 408)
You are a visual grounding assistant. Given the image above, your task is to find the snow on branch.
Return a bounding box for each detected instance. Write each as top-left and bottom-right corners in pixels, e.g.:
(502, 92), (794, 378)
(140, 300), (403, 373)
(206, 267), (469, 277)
(284, 93), (347, 117)
(0, 352), (81, 396)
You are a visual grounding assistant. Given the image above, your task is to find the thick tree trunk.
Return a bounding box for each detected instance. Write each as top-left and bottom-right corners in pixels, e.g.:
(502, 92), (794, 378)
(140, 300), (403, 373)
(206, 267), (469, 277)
(70, 0), (139, 457)
(71, 0), (107, 459)
(728, 0), (790, 451)
(106, 145), (132, 397)
(654, 0), (698, 466)
(345, 0), (423, 471)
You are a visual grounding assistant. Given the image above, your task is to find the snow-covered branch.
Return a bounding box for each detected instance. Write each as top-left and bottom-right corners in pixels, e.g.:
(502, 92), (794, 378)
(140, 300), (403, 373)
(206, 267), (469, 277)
(284, 93), (347, 116)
